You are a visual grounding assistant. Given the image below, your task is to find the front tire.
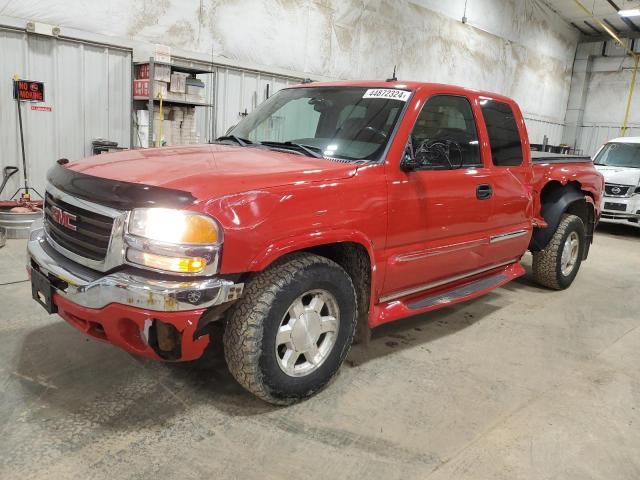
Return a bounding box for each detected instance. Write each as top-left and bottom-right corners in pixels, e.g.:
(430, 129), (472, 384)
(223, 253), (357, 405)
(532, 213), (585, 290)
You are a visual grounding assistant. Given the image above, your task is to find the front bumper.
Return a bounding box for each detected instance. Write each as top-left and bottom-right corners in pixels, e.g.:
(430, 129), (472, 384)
(27, 220), (244, 360)
(27, 219), (243, 311)
(600, 196), (640, 227)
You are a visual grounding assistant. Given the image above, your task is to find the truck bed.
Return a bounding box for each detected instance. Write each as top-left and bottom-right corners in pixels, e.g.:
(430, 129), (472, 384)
(531, 151), (592, 164)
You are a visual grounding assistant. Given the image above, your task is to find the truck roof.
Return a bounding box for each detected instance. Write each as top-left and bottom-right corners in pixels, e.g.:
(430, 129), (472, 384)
(287, 80), (515, 104)
(607, 137), (640, 144)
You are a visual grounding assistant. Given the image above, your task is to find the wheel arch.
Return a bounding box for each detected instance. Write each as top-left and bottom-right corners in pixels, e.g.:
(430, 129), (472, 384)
(247, 233), (376, 343)
(530, 180), (596, 258)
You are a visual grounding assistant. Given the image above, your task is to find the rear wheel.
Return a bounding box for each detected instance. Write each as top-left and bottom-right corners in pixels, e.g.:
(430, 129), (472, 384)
(223, 253), (357, 405)
(532, 214), (585, 290)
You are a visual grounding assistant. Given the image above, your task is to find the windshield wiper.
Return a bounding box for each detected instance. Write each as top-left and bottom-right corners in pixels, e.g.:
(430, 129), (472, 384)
(215, 135), (252, 147)
(259, 141), (324, 159)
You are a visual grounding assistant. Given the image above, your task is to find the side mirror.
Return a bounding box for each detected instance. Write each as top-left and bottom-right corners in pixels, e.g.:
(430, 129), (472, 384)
(400, 145), (422, 172)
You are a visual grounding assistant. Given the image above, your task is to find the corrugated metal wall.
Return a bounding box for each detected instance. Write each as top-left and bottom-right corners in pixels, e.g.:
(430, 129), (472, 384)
(524, 117), (565, 146)
(576, 125), (638, 157)
(0, 28), (131, 199)
(196, 67), (300, 143)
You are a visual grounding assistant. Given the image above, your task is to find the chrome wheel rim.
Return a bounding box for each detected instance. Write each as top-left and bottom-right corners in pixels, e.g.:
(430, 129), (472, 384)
(275, 289), (340, 377)
(561, 231), (580, 276)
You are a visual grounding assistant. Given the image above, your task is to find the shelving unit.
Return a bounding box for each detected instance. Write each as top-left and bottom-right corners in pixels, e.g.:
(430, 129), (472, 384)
(133, 57), (214, 148)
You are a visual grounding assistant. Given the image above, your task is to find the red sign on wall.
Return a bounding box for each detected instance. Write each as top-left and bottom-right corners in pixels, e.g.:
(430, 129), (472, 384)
(13, 80), (45, 102)
(31, 105), (52, 112)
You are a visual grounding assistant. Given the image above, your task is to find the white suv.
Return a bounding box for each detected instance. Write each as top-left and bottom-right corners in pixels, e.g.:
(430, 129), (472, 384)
(593, 137), (640, 227)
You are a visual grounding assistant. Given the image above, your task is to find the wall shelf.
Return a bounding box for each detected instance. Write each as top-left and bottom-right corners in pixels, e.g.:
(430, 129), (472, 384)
(134, 57), (212, 148)
(133, 96), (212, 107)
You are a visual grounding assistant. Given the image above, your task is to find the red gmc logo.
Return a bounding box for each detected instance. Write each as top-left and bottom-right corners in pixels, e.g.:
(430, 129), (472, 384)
(51, 206), (77, 231)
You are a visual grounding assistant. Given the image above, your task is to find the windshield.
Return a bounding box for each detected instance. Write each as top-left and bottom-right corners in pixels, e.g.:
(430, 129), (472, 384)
(228, 87), (410, 161)
(594, 142), (640, 169)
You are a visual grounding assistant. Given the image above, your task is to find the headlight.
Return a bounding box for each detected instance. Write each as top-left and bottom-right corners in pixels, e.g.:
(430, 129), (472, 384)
(129, 208), (221, 244)
(126, 209), (222, 275)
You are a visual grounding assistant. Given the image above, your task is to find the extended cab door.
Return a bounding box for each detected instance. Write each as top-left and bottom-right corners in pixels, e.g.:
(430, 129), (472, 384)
(477, 97), (533, 265)
(382, 93), (495, 298)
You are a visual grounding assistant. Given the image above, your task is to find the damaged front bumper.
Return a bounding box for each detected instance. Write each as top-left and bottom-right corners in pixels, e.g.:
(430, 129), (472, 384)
(27, 220), (244, 360)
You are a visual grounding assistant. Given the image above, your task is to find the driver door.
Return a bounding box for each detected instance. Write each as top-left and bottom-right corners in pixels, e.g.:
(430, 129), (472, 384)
(382, 94), (495, 297)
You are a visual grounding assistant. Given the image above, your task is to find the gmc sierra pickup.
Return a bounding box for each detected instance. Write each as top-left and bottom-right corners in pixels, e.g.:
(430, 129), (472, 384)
(27, 81), (603, 404)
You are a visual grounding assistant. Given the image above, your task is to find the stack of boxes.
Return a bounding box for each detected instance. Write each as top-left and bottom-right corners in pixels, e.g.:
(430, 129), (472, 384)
(133, 63), (170, 99)
(167, 107), (198, 145)
(186, 78), (206, 103)
(135, 106), (198, 147)
(134, 61), (204, 147)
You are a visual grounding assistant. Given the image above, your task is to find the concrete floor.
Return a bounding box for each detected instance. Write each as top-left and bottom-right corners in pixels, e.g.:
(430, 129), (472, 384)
(1, 224), (639, 480)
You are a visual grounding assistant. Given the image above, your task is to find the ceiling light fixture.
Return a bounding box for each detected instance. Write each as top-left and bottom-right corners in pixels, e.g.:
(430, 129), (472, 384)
(619, 8), (640, 17)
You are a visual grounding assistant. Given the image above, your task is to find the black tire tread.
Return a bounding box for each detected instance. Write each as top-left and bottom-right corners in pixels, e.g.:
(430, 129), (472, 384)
(223, 252), (356, 405)
(532, 213), (583, 290)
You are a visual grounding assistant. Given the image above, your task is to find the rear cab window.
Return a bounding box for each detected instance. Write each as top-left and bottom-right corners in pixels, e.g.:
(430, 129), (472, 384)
(480, 98), (524, 167)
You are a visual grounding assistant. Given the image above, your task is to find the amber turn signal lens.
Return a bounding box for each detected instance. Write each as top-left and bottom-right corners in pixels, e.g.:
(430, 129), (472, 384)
(181, 214), (219, 243)
(127, 250), (207, 274)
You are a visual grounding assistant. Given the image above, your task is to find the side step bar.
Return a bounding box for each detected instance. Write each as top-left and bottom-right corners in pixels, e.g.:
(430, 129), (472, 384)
(371, 262), (525, 328)
(407, 273), (507, 309)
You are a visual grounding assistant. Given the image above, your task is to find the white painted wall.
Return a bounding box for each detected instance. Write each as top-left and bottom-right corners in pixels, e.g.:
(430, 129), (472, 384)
(2, 0), (578, 145)
(567, 40), (640, 156)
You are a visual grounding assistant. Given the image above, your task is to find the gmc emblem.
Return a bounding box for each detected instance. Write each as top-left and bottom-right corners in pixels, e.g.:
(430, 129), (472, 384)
(51, 205), (77, 231)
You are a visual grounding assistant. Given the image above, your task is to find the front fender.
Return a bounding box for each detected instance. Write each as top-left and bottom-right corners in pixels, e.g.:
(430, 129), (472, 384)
(248, 229), (377, 272)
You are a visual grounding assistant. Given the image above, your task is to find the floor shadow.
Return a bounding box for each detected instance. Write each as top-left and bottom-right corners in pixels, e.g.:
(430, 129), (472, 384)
(12, 268), (532, 424)
(596, 222), (640, 238)
(11, 320), (276, 432)
(347, 292), (504, 367)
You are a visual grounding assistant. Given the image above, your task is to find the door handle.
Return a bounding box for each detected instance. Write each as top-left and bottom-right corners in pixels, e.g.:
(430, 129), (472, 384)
(476, 184), (492, 200)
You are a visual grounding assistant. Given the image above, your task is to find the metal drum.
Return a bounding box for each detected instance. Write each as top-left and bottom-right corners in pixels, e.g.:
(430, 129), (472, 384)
(0, 208), (42, 239)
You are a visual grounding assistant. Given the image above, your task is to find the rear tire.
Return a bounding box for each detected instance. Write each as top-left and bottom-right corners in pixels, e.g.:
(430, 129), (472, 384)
(532, 214), (585, 290)
(223, 253), (357, 405)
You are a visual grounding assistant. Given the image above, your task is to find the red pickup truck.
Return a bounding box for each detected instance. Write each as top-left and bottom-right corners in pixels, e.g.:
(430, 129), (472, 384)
(28, 81), (603, 404)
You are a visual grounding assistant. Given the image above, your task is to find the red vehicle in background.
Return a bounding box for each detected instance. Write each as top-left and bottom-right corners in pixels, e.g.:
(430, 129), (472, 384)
(28, 81), (603, 404)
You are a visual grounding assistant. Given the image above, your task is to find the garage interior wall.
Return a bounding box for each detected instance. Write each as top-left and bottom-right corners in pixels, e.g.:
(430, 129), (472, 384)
(2, 0), (579, 146)
(564, 40), (640, 156)
(194, 68), (301, 144)
(0, 28), (131, 198)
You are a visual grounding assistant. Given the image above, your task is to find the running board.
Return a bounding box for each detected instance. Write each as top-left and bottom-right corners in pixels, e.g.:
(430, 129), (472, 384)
(407, 273), (507, 309)
(370, 262), (525, 328)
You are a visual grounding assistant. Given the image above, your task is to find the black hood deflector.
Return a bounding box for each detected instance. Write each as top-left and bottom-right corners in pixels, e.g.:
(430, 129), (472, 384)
(47, 163), (197, 210)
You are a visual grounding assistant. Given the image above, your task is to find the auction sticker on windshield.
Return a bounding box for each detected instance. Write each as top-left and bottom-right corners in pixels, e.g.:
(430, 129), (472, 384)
(363, 89), (411, 101)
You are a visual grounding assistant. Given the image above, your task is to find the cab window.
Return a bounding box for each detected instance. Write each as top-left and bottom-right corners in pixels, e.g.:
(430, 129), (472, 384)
(480, 99), (523, 167)
(409, 95), (481, 169)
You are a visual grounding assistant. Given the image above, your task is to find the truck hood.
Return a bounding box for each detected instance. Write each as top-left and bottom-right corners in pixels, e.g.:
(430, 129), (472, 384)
(66, 144), (358, 200)
(595, 165), (640, 187)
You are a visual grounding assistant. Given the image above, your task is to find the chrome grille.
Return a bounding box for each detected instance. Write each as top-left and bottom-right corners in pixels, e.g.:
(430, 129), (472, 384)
(44, 192), (114, 261)
(604, 183), (632, 197)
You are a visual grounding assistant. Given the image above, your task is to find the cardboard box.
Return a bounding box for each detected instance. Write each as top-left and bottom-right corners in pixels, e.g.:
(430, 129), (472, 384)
(164, 91), (185, 103)
(186, 93), (205, 104)
(136, 125), (149, 148)
(135, 63), (171, 82)
(154, 44), (171, 63)
(170, 73), (187, 93)
(136, 109), (149, 126)
(133, 79), (168, 99)
(169, 107), (184, 122)
(134, 43), (171, 64)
